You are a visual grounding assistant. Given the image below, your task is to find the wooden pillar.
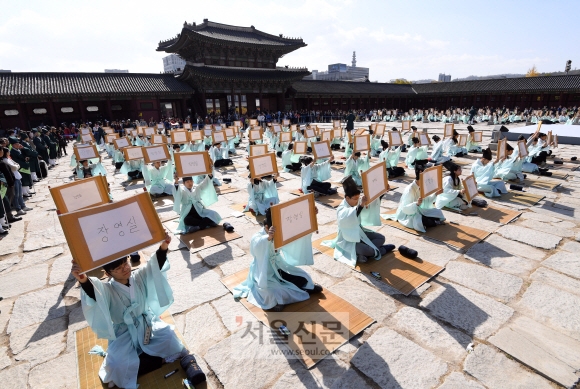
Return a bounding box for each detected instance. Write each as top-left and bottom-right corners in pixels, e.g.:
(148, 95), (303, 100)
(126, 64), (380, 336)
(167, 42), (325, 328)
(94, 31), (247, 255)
(181, 97), (187, 119)
(48, 100), (57, 127)
(78, 98), (86, 122)
(106, 98), (113, 122)
(17, 102), (27, 130)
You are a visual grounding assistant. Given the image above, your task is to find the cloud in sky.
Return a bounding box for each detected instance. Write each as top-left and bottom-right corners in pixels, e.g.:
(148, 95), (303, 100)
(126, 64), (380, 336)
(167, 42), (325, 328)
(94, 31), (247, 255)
(1, 0), (578, 82)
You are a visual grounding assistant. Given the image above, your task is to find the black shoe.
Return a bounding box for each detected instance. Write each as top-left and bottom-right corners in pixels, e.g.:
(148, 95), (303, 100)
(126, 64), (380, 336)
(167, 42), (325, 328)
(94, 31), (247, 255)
(180, 355), (206, 386)
(307, 284), (323, 294)
(0, 230), (8, 236)
(7, 216), (21, 222)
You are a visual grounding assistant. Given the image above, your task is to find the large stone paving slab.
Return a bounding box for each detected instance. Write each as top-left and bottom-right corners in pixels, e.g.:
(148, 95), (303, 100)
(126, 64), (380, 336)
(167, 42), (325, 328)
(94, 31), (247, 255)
(0, 221), (25, 256)
(389, 307), (471, 364)
(0, 363), (30, 389)
(519, 219), (576, 238)
(15, 246), (64, 271)
(463, 344), (553, 389)
(49, 254), (74, 285)
(28, 352), (76, 389)
(517, 282), (580, 341)
(10, 316), (67, 367)
(541, 251), (580, 280)
(419, 282), (514, 339)
(183, 303), (229, 356)
(436, 372), (485, 389)
(168, 267), (229, 314)
(210, 294), (254, 333)
(489, 315), (580, 389)
(350, 327), (448, 389)
(23, 227), (67, 252)
(496, 225), (561, 249)
(530, 267), (580, 297)
(441, 261), (522, 302)
(328, 277), (397, 322)
(7, 285), (68, 333)
(0, 264), (48, 298)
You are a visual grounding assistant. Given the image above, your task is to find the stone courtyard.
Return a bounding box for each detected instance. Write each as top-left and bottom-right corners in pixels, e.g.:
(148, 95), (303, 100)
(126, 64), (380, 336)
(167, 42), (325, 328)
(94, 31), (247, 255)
(1, 121), (579, 389)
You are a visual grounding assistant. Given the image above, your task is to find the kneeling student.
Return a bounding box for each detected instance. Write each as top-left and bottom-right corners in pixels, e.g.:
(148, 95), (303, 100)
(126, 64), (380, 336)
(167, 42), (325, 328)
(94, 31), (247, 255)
(173, 175), (222, 234)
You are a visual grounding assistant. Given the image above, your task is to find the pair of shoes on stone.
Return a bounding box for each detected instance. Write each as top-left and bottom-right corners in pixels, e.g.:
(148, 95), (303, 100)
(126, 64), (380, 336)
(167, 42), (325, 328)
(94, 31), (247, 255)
(15, 210), (26, 216)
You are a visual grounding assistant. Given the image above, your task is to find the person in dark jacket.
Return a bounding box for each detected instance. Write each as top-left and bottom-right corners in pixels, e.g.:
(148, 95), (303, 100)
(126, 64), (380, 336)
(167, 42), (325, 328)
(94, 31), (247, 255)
(19, 132), (41, 182)
(33, 129), (49, 163)
(42, 128), (57, 167)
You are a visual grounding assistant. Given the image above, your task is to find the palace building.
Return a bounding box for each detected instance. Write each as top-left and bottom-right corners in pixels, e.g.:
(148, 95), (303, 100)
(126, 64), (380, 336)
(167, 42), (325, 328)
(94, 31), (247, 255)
(1, 20), (580, 130)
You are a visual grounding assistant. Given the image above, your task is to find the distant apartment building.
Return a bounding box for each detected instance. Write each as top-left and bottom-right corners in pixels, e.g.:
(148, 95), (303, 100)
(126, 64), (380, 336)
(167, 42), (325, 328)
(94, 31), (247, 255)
(104, 69), (129, 73)
(163, 54), (186, 74)
(303, 51), (369, 81)
(438, 73), (451, 82)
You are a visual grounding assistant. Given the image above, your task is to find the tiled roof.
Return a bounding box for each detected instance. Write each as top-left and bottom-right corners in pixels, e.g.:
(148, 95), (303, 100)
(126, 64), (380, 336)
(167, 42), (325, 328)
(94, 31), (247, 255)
(412, 75), (580, 94)
(0, 73), (194, 99)
(292, 80), (416, 95)
(158, 20), (305, 50)
(180, 64), (310, 81)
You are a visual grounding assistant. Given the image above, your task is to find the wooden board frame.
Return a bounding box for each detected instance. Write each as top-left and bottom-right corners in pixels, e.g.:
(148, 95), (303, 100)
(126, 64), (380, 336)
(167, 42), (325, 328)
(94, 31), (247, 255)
(375, 123), (386, 136)
(547, 130), (553, 146)
(354, 128), (367, 136)
(311, 140), (332, 160)
(290, 124), (297, 132)
(294, 141), (307, 154)
(517, 140), (528, 158)
(271, 123), (282, 133)
(189, 131), (203, 142)
(354, 134), (371, 152)
(50, 175), (109, 214)
(212, 130), (226, 144)
(123, 146), (144, 161)
(332, 128), (342, 139)
(321, 130), (332, 142)
(401, 120), (412, 131)
(271, 193), (318, 250)
(170, 130), (188, 144)
(80, 133), (94, 143)
(458, 134), (467, 147)
(105, 134), (119, 143)
(80, 128), (90, 135)
(462, 174), (479, 203)
(249, 128), (263, 141)
(419, 132), (431, 146)
(183, 123), (192, 130)
(142, 145), (171, 164)
(248, 152), (278, 179)
(496, 139), (507, 162)
(249, 119), (258, 126)
(144, 127), (155, 136)
(151, 134), (167, 144)
(282, 119), (290, 126)
(473, 131), (483, 142)
(74, 145), (99, 161)
(280, 132), (292, 143)
(420, 165), (443, 198)
(113, 137), (131, 149)
(361, 161), (389, 204)
(444, 123), (454, 138)
(225, 127), (235, 138)
(305, 128), (316, 138)
(388, 131), (403, 147)
(332, 119), (341, 128)
(234, 120), (242, 127)
(59, 191), (165, 273)
(174, 151), (212, 177)
(249, 144), (268, 157)
(102, 127), (114, 134)
(553, 134), (558, 148)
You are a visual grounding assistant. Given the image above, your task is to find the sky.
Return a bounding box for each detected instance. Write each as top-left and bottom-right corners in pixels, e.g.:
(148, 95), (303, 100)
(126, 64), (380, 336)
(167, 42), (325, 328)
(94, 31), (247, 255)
(1, 0), (579, 82)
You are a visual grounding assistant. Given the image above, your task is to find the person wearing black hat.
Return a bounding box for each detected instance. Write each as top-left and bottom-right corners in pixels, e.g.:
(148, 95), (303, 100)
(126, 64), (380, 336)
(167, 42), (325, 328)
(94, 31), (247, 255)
(281, 143), (301, 172)
(429, 135), (451, 164)
(345, 111), (355, 132)
(378, 140), (405, 178)
(172, 175), (222, 234)
(344, 150), (370, 187)
(7, 138), (32, 215)
(446, 130), (467, 157)
(435, 162), (470, 210)
(19, 132), (41, 183)
(321, 176), (394, 266)
(405, 137), (428, 177)
(209, 142), (233, 168)
(232, 206), (323, 312)
(244, 174), (280, 215)
(300, 155), (336, 195)
(466, 126), (482, 153)
(470, 147), (508, 198)
(42, 128), (57, 167)
(494, 142), (526, 183)
(383, 164), (445, 231)
(32, 129), (49, 164)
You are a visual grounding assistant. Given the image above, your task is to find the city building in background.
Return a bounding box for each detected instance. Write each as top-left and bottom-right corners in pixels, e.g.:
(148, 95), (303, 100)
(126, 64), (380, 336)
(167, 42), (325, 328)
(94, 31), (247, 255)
(162, 54), (186, 74)
(0, 70), (11, 73)
(438, 73), (451, 82)
(104, 69), (129, 73)
(304, 51), (370, 81)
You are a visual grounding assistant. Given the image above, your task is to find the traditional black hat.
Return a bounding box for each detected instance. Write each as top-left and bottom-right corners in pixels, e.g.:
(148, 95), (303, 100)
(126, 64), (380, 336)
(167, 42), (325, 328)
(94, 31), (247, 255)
(506, 143), (514, 151)
(444, 161), (460, 172)
(432, 135), (441, 142)
(391, 127), (398, 131)
(411, 126), (417, 130)
(482, 147), (492, 160)
(341, 175), (360, 197)
(8, 137), (20, 145)
(182, 176), (193, 182)
(412, 137), (419, 144)
(467, 125), (475, 133)
(380, 140), (389, 149)
(518, 135), (525, 141)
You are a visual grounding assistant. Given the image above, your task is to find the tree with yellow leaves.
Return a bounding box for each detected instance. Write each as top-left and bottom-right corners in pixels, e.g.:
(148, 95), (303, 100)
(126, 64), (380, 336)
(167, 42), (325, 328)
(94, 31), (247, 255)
(526, 65), (539, 77)
(393, 78), (411, 84)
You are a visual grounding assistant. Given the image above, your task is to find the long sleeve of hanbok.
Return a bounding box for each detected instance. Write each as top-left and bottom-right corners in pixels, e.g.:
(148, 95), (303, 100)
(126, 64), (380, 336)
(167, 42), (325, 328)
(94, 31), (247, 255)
(312, 160), (331, 182)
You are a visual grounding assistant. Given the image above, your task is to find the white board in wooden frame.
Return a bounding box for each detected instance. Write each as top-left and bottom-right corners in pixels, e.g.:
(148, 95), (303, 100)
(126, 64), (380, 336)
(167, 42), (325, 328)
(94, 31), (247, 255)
(183, 123), (192, 130)
(103, 128), (114, 134)
(388, 131), (403, 147)
(375, 123), (386, 136)
(361, 161), (389, 204)
(81, 128), (90, 135)
(444, 123), (454, 138)
(354, 128), (367, 136)
(473, 131), (483, 142)
(113, 137), (131, 149)
(203, 128), (213, 137)
(143, 145), (171, 164)
(290, 124), (297, 132)
(312, 141), (332, 160)
(234, 120), (242, 127)
(321, 130), (332, 142)
(354, 134), (370, 152)
(271, 124), (282, 133)
(282, 119), (290, 126)
(157, 123), (164, 129)
(74, 145), (99, 161)
(130, 129), (139, 137)
(50, 175), (110, 214)
(496, 139), (507, 162)
(151, 134), (167, 144)
(105, 134), (119, 143)
(294, 141), (307, 155)
(419, 133), (431, 146)
(249, 119), (258, 126)
(462, 175), (479, 203)
(189, 131), (203, 142)
(225, 127), (236, 138)
(212, 130), (226, 144)
(332, 119), (341, 128)
(401, 120), (412, 131)
(171, 131), (188, 144)
(280, 132), (292, 143)
(249, 152), (279, 179)
(332, 128), (342, 139)
(517, 140), (528, 158)
(249, 128), (263, 141)
(144, 127), (155, 136)
(80, 133), (94, 143)
(305, 128), (316, 138)
(174, 151), (212, 177)
(58, 191), (165, 273)
(271, 193), (318, 250)
(458, 134), (467, 147)
(249, 144), (268, 157)
(123, 146), (144, 161)
(419, 165), (443, 198)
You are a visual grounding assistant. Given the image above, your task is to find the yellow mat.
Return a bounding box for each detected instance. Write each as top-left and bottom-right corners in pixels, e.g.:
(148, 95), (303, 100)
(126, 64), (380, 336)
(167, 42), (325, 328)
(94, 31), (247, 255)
(230, 203), (266, 223)
(497, 192), (545, 207)
(381, 216), (490, 250)
(546, 171), (569, 180)
(221, 269), (375, 369)
(522, 178), (561, 191)
(75, 312), (209, 389)
(312, 233), (444, 296)
(447, 204), (522, 224)
(289, 191), (344, 208)
(168, 224), (242, 253)
(215, 185), (240, 195)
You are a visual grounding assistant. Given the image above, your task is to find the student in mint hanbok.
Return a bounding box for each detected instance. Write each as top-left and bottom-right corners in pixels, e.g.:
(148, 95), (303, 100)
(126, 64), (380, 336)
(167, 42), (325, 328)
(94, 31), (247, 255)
(435, 162), (470, 210)
(282, 143), (301, 172)
(172, 175), (221, 234)
(120, 158), (144, 181)
(429, 135), (451, 165)
(369, 130), (382, 157)
(209, 143), (233, 167)
(378, 141), (405, 178)
(142, 160), (174, 197)
(113, 148), (126, 171)
(382, 165), (445, 232)
(233, 208), (323, 311)
(466, 127), (482, 153)
(446, 131), (467, 157)
(405, 137), (429, 173)
(76, 159), (108, 178)
(300, 155), (335, 195)
(470, 148), (507, 198)
(244, 175), (280, 215)
(344, 152), (370, 186)
(322, 176), (394, 266)
(71, 235), (206, 389)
